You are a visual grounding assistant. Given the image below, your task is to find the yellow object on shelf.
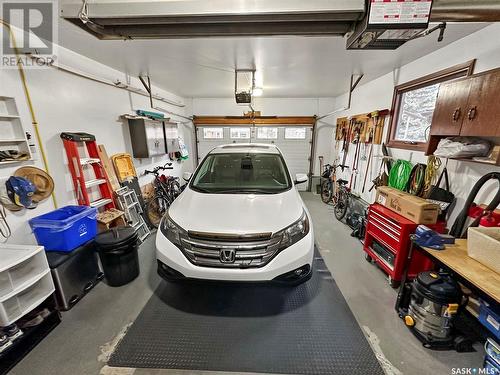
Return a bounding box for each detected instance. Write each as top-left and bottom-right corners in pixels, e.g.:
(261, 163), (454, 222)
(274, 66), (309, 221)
(111, 153), (137, 182)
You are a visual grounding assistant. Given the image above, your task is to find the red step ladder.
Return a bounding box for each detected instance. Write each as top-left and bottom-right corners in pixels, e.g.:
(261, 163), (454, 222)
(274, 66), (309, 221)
(61, 132), (115, 210)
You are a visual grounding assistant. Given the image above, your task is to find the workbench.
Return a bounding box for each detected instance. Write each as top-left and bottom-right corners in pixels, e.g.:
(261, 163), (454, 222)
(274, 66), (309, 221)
(419, 239), (500, 304)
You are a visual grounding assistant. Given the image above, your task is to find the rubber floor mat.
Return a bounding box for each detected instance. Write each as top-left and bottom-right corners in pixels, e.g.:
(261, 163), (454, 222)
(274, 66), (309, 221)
(108, 254), (384, 375)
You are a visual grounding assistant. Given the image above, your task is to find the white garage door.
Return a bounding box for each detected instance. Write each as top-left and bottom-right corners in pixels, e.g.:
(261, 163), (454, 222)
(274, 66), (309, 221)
(196, 126), (313, 191)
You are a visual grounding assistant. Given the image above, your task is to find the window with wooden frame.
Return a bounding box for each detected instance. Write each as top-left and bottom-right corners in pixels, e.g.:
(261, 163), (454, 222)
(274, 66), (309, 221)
(387, 60), (475, 151)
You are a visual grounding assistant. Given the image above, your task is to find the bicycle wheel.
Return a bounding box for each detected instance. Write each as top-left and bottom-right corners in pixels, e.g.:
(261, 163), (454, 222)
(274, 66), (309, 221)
(145, 195), (170, 228)
(334, 189), (349, 221)
(320, 180), (333, 204)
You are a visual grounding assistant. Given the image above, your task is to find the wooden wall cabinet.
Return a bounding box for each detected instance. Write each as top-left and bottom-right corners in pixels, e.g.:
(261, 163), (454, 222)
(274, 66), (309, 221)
(127, 118), (167, 158)
(431, 69), (500, 138)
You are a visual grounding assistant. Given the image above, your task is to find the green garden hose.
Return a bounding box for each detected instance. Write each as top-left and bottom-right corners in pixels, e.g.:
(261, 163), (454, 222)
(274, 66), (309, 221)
(388, 160), (412, 191)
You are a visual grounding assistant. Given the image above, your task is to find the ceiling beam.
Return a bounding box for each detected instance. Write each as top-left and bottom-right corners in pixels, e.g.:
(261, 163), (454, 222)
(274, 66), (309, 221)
(193, 116), (316, 126)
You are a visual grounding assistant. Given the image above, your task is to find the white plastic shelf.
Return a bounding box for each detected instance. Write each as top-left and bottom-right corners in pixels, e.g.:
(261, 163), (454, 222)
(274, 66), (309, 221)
(0, 271), (54, 326)
(0, 244), (54, 326)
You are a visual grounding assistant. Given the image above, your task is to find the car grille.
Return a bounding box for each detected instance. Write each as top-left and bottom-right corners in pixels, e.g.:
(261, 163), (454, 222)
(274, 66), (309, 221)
(179, 231), (282, 268)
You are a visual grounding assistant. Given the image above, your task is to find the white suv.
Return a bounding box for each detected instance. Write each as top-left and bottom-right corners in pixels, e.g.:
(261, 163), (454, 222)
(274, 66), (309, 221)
(155, 144), (314, 285)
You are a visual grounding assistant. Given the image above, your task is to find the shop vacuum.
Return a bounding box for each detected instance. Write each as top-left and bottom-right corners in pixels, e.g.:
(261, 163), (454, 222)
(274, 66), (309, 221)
(396, 270), (473, 352)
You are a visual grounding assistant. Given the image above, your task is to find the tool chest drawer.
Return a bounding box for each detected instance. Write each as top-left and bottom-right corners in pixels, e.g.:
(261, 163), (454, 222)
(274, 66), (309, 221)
(363, 203), (436, 284)
(366, 217), (400, 253)
(366, 204), (414, 252)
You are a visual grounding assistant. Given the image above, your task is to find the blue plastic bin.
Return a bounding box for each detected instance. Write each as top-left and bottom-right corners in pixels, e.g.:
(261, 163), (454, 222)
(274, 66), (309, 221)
(29, 206), (97, 252)
(479, 300), (500, 341)
(484, 338), (500, 374)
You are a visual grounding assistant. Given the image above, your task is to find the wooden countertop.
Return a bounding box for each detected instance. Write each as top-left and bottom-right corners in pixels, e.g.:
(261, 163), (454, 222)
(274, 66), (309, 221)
(421, 239), (500, 303)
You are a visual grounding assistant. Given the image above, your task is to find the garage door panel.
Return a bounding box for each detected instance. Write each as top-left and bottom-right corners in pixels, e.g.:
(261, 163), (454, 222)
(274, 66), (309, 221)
(197, 125), (313, 191)
(197, 127), (251, 162)
(273, 128), (312, 192)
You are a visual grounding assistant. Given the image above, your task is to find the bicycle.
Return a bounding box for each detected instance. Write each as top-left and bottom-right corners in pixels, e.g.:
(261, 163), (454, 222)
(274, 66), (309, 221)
(320, 163), (351, 221)
(144, 163), (182, 228)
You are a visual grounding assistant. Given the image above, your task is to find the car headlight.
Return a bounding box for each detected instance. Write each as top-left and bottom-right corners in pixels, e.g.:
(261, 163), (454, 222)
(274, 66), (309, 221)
(160, 211), (186, 247)
(273, 210), (310, 251)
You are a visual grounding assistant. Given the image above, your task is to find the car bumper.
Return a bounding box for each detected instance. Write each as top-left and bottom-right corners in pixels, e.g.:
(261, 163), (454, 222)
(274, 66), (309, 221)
(155, 229), (314, 283)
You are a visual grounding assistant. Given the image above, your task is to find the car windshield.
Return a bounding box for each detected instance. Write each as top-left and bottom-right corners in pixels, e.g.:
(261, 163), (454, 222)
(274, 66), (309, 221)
(190, 152), (292, 194)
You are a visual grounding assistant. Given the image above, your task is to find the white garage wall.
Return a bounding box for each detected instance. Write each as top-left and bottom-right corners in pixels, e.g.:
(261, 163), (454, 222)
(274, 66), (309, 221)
(325, 23), (500, 225)
(186, 97), (338, 175)
(0, 45), (193, 245)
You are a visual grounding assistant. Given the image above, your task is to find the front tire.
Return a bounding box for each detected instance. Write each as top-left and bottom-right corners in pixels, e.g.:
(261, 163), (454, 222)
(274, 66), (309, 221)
(321, 180), (332, 204)
(334, 189), (348, 221)
(145, 195), (170, 228)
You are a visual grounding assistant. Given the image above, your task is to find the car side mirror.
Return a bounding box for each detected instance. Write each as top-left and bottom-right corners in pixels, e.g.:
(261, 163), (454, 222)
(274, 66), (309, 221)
(294, 173), (308, 185)
(183, 172), (192, 182)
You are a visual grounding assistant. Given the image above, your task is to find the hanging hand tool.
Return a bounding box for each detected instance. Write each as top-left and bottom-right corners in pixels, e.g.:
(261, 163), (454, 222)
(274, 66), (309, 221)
(341, 117), (354, 172)
(362, 131), (375, 193)
(350, 121), (362, 190)
(361, 111), (379, 193)
(0, 203), (11, 240)
(382, 142), (393, 171)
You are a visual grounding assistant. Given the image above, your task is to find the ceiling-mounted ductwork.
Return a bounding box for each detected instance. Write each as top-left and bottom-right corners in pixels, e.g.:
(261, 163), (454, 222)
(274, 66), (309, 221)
(430, 0), (500, 22)
(60, 0), (366, 39)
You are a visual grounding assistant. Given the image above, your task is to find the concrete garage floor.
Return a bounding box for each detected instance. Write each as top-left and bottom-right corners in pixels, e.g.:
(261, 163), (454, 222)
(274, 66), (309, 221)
(11, 193), (484, 375)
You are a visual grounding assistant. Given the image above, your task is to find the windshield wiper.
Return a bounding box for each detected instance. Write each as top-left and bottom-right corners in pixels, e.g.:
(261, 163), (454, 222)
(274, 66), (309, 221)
(191, 186), (212, 193)
(213, 189), (279, 194)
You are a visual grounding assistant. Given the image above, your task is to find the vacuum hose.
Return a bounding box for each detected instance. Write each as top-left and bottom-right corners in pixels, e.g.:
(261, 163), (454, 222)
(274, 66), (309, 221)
(450, 172), (500, 238)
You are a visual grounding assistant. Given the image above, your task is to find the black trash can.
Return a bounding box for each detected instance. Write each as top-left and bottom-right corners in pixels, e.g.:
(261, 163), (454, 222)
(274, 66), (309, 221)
(95, 226), (140, 287)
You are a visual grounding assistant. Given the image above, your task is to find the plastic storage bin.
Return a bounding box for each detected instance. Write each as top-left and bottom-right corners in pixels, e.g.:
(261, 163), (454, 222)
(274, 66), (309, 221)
(0, 271), (54, 326)
(479, 299), (500, 340)
(484, 338), (500, 374)
(29, 206), (97, 252)
(0, 247), (48, 299)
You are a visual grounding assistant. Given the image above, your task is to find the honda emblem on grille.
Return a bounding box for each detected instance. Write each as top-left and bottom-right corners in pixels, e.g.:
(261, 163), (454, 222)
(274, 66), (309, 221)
(220, 249), (236, 263)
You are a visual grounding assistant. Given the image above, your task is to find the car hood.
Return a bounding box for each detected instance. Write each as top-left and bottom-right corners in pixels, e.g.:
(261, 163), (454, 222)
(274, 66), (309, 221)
(168, 188), (304, 234)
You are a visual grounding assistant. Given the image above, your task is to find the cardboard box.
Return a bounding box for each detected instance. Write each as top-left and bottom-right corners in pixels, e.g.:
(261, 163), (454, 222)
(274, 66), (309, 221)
(375, 186), (439, 224)
(467, 227), (500, 274)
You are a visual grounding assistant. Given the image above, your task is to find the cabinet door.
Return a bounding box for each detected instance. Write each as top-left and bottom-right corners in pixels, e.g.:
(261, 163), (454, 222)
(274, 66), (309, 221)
(460, 71), (500, 136)
(430, 79), (471, 136)
(155, 122), (166, 154)
(144, 121), (159, 157)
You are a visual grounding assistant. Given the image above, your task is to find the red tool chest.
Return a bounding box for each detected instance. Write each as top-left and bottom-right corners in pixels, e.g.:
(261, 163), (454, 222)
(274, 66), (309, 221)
(363, 203), (441, 287)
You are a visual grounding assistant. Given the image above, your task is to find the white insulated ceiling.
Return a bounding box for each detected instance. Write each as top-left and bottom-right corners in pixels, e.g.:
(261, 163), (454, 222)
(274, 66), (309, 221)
(58, 20), (487, 98)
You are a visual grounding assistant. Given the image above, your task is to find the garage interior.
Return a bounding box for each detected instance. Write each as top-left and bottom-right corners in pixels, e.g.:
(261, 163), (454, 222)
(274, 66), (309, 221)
(1, 1), (500, 374)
